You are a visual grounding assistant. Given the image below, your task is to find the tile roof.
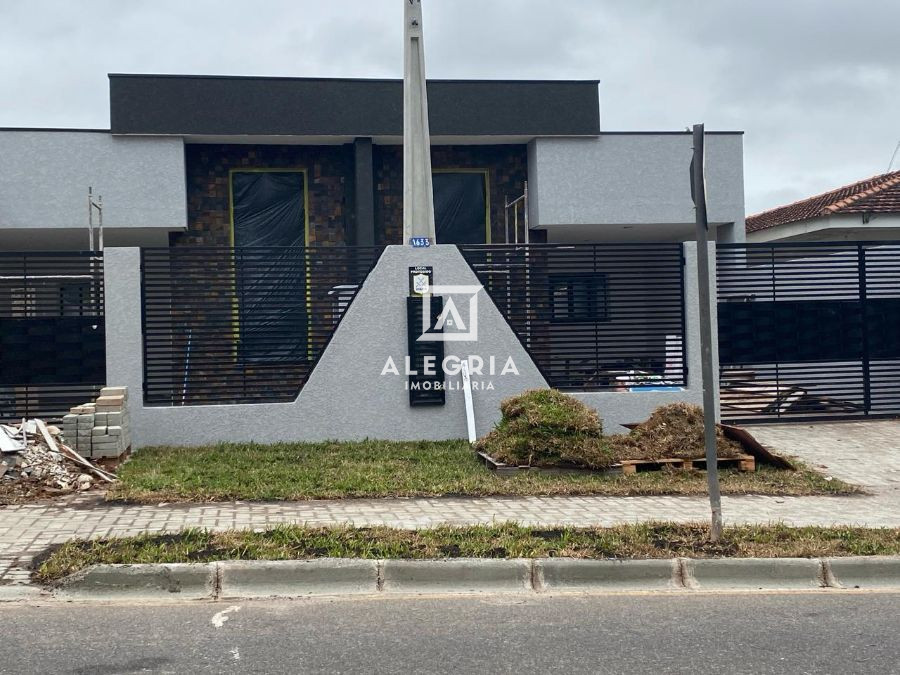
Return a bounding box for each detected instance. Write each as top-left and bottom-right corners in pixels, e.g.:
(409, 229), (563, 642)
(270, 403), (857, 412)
(746, 170), (900, 233)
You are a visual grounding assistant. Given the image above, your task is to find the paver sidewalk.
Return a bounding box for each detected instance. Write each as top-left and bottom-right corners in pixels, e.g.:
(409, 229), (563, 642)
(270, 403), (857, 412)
(2, 420), (898, 588)
(2, 491), (897, 587)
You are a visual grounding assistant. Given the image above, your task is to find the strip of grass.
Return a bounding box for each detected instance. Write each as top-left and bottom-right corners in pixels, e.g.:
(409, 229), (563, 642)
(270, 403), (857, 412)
(107, 440), (857, 503)
(33, 522), (900, 583)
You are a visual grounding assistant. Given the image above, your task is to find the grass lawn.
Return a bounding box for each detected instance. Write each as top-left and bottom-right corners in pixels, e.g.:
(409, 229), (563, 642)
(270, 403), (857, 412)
(106, 440), (858, 503)
(33, 522), (900, 583)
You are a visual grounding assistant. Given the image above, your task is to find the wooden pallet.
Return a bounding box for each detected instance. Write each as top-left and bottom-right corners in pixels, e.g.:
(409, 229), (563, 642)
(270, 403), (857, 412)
(617, 454), (755, 475)
(475, 451), (597, 475)
(476, 451), (756, 476)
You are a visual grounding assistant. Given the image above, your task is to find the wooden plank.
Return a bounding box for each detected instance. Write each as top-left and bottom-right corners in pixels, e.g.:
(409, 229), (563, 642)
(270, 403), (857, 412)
(57, 443), (117, 483)
(35, 419), (60, 454)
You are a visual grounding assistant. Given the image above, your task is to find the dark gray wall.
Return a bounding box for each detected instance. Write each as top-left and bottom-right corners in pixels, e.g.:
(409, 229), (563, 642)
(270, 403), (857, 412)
(109, 75), (600, 138)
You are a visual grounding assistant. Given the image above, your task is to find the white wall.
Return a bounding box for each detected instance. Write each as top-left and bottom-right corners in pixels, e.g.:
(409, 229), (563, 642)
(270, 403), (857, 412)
(747, 213), (900, 243)
(0, 130), (186, 233)
(529, 133), (745, 242)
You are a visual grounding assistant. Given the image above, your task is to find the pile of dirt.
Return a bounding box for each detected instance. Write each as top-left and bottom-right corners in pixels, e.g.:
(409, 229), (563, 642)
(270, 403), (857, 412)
(607, 402), (744, 461)
(475, 389), (615, 469)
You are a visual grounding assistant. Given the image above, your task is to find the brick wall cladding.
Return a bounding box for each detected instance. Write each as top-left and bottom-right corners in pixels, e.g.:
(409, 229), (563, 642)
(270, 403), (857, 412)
(178, 143), (528, 247)
(177, 144), (354, 247)
(373, 145), (528, 245)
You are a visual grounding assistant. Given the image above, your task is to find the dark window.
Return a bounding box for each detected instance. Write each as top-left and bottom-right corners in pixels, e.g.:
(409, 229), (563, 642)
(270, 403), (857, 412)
(229, 171), (308, 362)
(432, 171), (488, 244)
(550, 275), (609, 322)
(230, 171), (306, 247)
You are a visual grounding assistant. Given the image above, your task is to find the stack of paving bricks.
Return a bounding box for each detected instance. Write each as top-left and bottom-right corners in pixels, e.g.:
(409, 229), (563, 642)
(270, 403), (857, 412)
(61, 386), (131, 459)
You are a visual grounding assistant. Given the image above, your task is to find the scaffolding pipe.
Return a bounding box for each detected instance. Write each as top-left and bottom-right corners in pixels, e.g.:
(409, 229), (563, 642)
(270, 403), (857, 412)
(87, 187), (95, 251)
(504, 195), (509, 244)
(504, 181), (529, 246)
(87, 187), (104, 251)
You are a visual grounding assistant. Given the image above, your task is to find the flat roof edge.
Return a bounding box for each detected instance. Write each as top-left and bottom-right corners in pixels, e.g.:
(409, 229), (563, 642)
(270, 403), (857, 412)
(600, 130), (744, 136)
(0, 127), (110, 133)
(107, 73), (601, 85)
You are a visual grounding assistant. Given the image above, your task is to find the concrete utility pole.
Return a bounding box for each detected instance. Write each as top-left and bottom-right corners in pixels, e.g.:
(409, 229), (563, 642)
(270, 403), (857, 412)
(403, 0), (437, 243)
(691, 123), (724, 542)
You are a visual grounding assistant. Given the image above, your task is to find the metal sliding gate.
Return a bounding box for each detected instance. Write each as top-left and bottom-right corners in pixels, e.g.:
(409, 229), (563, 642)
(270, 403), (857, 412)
(717, 242), (900, 422)
(0, 252), (106, 421)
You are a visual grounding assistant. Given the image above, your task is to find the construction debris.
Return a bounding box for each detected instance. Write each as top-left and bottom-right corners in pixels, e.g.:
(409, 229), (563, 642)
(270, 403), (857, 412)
(0, 417), (116, 496)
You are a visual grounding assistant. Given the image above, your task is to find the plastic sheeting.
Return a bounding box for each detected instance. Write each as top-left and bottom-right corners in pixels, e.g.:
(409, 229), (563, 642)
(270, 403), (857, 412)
(232, 172), (306, 247)
(231, 172), (307, 362)
(433, 172), (488, 244)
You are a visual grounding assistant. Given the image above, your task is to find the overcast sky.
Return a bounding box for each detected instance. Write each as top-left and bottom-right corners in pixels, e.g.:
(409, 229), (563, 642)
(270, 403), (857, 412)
(2, 0), (898, 215)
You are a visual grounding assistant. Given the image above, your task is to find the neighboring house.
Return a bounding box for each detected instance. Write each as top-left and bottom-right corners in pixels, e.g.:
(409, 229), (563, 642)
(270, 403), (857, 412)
(746, 170), (900, 242)
(0, 74), (746, 251)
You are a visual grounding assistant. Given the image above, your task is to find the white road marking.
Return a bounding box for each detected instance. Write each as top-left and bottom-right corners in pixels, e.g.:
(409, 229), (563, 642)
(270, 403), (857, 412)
(211, 605), (241, 628)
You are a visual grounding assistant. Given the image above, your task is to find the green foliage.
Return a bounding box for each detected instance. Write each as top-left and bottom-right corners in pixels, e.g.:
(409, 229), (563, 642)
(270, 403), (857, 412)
(107, 439), (857, 503)
(35, 522), (900, 584)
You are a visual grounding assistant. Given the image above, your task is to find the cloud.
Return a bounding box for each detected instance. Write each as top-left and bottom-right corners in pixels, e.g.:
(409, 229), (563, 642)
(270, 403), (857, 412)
(1, 0), (896, 215)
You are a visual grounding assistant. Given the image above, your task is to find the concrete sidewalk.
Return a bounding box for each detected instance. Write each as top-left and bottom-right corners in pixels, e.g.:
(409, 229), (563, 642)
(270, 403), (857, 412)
(2, 490), (898, 587)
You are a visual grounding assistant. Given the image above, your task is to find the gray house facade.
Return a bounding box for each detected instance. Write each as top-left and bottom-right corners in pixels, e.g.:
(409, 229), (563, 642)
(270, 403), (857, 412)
(1, 74), (745, 252)
(0, 74), (745, 446)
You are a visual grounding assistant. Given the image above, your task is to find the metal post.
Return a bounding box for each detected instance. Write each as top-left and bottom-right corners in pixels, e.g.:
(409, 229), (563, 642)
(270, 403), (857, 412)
(513, 201), (519, 244)
(523, 181), (529, 244)
(858, 244), (871, 413)
(97, 195), (104, 251)
(87, 187), (95, 251)
(691, 123), (723, 542)
(504, 195), (509, 244)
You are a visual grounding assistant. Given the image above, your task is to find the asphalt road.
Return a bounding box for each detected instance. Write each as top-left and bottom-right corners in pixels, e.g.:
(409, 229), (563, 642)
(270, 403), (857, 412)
(1, 592), (897, 674)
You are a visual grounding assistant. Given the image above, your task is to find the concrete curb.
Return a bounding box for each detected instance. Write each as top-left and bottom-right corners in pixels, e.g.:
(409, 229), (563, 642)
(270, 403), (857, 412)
(382, 559), (532, 594)
(683, 558), (825, 590)
(219, 559), (379, 598)
(825, 556), (900, 589)
(535, 558), (680, 592)
(23, 556), (900, 602)
(52, 563), (216, 601)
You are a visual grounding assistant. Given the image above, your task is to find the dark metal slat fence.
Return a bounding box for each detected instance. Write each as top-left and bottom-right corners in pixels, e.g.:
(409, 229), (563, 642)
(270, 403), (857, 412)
(0, 251), (105, 421)
(140, 246), (384, 406)
(717, 241), (900, 422)
(458, 243), (687, 391)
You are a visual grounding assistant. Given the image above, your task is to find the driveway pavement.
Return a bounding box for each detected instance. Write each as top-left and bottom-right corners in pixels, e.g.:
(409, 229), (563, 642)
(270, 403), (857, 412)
(748, 419), (900, 488)
(2, 420), (898, 588)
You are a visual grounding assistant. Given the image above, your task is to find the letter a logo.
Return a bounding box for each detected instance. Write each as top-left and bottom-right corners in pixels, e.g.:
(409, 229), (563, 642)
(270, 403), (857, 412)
(434, 298), (466, 331)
